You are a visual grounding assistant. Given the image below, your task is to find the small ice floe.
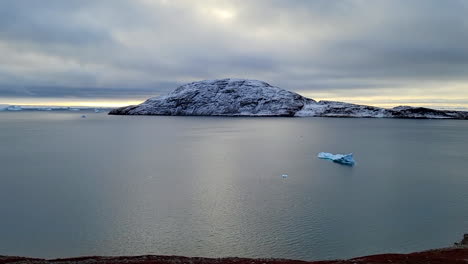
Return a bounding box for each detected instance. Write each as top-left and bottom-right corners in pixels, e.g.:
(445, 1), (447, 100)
(281, 174), (288, 178)
(94, 109), (100, 113)
(318, 152), (355, 166)
(6, 105), (22, 111)
(81, 115), (87, 118)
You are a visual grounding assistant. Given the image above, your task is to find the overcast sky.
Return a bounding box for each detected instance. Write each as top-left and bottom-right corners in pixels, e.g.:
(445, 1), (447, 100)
(1, 0), (468, 108)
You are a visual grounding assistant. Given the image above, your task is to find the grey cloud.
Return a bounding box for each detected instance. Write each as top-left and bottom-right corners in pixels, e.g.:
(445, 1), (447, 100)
(0, 1), (113, 46)
(0, 0), (468, 100)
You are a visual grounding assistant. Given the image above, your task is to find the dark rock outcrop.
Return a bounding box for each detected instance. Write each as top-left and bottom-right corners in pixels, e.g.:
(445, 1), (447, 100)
(454, 234), (468, 247)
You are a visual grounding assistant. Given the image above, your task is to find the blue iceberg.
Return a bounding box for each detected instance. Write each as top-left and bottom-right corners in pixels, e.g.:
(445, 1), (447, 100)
(318, 152), (355, 166)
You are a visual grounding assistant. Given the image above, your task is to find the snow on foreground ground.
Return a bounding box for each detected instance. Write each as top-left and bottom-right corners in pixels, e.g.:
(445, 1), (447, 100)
(109, 78), (468, 119)
(2, 247), (468, 264)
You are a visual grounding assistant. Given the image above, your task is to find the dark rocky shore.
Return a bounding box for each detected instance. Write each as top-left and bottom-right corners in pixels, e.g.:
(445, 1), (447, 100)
(3, 243), (467, 264)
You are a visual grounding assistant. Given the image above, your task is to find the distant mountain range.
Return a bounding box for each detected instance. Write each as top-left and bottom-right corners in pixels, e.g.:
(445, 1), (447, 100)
(109, 78), (468, 119)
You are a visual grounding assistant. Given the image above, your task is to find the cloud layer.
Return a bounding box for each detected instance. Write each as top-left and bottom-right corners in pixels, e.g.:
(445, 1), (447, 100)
(1, 0), (468, 106)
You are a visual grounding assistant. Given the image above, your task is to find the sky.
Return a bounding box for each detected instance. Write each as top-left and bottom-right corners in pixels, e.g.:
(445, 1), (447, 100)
(1, 0), (468, 109)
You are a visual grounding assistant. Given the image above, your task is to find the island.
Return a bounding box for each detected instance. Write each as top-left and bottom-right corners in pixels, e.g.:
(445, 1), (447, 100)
(109, 78), (468, 119)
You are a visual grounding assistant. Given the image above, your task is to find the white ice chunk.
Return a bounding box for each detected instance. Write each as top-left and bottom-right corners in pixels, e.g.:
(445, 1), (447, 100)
(6, 105), (22, 111)
(318, 152), (355, 166)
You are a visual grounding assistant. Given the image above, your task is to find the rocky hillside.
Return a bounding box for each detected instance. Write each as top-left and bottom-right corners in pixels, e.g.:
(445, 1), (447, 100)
(110, 79), (313, 117)
(109, 78), (468, 119)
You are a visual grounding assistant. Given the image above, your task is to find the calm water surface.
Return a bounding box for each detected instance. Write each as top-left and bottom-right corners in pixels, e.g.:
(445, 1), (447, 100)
(1, 112), (467, 260)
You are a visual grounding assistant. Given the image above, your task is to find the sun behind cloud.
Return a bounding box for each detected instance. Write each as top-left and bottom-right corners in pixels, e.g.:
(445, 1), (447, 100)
(209, 7), (235, 20)
(199, 6), (236, 22)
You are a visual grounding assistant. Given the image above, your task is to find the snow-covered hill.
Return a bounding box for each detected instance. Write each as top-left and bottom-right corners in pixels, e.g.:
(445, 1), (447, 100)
(109, 78), (468, 119)
(110, 79), (313, 116)
(296, 101), (468, 119)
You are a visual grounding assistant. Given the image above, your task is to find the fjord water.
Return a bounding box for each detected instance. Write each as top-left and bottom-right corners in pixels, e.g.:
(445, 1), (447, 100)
(1, 112), (468, 261)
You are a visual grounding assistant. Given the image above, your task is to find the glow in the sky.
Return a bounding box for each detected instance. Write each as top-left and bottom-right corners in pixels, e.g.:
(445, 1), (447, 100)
(208, 8), (235, 20)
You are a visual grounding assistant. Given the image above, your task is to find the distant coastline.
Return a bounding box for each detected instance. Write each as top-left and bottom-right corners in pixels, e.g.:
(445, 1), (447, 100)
(0, 105), (113, 112)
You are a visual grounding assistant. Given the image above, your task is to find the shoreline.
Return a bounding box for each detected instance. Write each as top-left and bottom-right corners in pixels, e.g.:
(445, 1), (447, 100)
(2, 246), (467, 264)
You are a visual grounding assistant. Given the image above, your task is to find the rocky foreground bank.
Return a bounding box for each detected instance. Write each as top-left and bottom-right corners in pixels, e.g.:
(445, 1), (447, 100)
(2, 247), (467, 264)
